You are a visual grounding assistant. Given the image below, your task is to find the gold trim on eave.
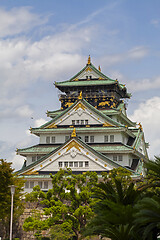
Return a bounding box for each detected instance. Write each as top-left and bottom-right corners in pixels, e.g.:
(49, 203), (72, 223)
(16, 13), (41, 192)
(46, 122), (57, 129)
(65, 140), (83, 152)
(103, 122), (114, 127)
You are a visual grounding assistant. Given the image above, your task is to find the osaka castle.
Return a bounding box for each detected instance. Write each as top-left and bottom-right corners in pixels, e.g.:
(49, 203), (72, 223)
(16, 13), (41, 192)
(16, 56), (149, 192)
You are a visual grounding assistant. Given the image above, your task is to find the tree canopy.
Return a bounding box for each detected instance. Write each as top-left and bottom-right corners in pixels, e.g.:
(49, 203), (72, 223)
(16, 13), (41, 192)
(0, 159), (24, 239)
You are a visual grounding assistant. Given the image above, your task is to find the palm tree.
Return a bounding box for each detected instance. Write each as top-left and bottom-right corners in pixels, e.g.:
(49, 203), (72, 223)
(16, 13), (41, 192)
(134, 196), (160, 240)
(83, 178), (141, 240)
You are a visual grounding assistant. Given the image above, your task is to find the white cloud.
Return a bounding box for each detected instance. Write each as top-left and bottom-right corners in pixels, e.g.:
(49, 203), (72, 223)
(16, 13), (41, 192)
(101, 46), (149, 67)
(0, 7), (49, 38)
(151, 19), (160, 27)
(127, 76), (160, 92)
(129, 97), (160, 158)
(15, 105), (33, 118)
(34, 118), (47, 127)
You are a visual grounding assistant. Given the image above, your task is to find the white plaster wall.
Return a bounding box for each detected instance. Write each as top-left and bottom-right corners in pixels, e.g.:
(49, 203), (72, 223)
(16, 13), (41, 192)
(39, 132), (126, 144)
(58, 110), (101, 126)
(24, 179), (53, 193)
(41, 152), (105, 172)
(106, 153), (136, 167)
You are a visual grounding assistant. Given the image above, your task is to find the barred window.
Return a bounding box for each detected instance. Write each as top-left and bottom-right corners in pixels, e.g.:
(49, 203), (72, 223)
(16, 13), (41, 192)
(25, 181), (29, 189)
(30, 181), (34, 188)
(110, 135), (114, 143)
(44, 181), (48, 189)
(64, 162), (68, 167)
(69, 162), (73, 167)
(32, 156), (36, 162)
(118, 155), (123, 161)
(58, 162), (63, 168)
(51, 136), (56, 143)
(81, 120), (84, 125)
(104, 135), (108, 143)
(72, 120), (75, 125)
(74, 162), (78, 167)
(79, 162), (83, 167)
(85, 120), (88, 125)
(113, 155), (117, 161)
(85, 136), (89, 142)
(90, 136), (94, 143)
(38, 181), (42, 188)
(46, 136), (50, 144)
(85, 161), (89, 167)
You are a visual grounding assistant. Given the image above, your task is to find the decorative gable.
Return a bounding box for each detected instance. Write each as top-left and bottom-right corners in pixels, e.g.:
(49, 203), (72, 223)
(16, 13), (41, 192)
(45, 100), (115, 128)
(74, 66), (101, 80)
(21, 138), (121, 175)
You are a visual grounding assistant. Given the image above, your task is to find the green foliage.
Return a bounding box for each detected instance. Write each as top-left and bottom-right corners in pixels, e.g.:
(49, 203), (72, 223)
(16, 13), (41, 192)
(84, 175), (141, 240)
(0, 159), (24, 238)
(23, 169), (98, 240)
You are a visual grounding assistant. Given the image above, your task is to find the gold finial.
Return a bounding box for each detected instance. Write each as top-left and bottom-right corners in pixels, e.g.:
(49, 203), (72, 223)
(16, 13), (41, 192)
(138, 122), (143, 131)
(98, 65), (101, 72)
(88, 55), (91, 64)
(71, 128), (76, 137)
(78, 91), (82, 99)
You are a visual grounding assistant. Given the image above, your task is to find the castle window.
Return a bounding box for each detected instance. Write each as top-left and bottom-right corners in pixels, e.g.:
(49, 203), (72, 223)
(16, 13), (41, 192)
(58, 162), (62, 168)
(30, 181), (34, 188)
(46, 136), (50, 144)
(51, 136), (56, 143)
(65, 136), (69, 141)
(44, 181), (48, 189)
(37, 155), (41, 160)
(118, 155), (123, 161)
(85, 120), (88, 125)
(38, 181), (42, 188)
(69, 162), (73, 167)
(74, 162), (78, 167)
(81, 120), (84, 125)
(104, 135), (109, 143)
(85, 161), (89, 167)
(64, 162), (68, 167)
(113, 155), (117, 161)
(89, 76), (92, 79)
(90, 136), (94, 143)
(32, 156), (36, 162)
(79, 162), (83, 167)
(110, 135), (114, 143)
(85, 136), (89, 142)
(25, 181), (29, 189)
(76, 120), (79, 125)
(72, 120), (75, 125)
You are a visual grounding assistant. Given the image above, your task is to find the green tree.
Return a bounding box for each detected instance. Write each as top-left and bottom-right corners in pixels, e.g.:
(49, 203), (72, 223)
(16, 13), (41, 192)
(0, 159), (24, 239)
(84, 169), (141, 240)
(23, 169), (98, 240)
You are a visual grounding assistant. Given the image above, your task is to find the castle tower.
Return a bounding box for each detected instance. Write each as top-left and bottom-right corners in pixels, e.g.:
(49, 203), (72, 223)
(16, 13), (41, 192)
(17, 57), (149, 192)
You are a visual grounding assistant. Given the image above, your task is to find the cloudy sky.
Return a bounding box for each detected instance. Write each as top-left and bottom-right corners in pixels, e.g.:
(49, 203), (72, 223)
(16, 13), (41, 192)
(0, 0), (160, 170)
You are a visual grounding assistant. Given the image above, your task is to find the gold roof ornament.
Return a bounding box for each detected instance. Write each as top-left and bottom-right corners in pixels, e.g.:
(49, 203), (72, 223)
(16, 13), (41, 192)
(71, 128), (76, 137)
(88, 55), (91, 65)
(98, 65), (101, 72)
(78, 91), (82, 99)
(138, 122), (143, 131)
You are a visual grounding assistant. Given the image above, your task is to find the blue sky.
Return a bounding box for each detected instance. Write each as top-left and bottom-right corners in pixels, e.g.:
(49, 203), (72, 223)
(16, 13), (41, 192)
(0, 0), (160, 170)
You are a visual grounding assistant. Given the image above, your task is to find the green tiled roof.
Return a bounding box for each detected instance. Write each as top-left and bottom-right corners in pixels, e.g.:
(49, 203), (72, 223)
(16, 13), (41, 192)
(92, 144), (133, 152)
(17, 144), (58, 154)
(55, 62), (131, 98)
(36, 98), (125, 130)
(16, 137), (134, 175)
